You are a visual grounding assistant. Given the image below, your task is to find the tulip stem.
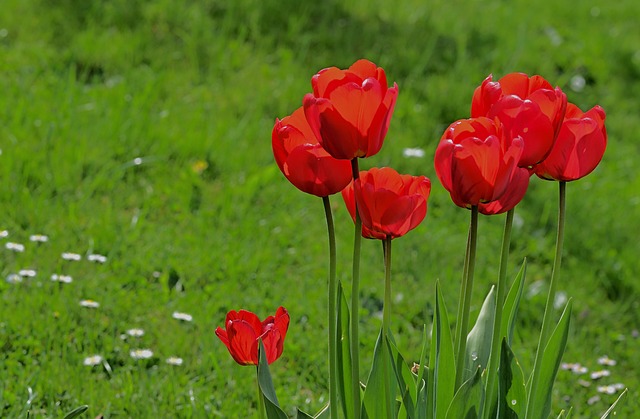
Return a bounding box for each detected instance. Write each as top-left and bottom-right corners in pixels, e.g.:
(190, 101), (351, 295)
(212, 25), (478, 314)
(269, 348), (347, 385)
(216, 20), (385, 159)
(382, 236), (393, 419)
(454, 205), (479, 389)
(350, 158), (362, 419)
(322, 196), (339, 419)
(256, 370), (266, 419)
(483, 208), (514, 417)
(526, 181), (566, 418)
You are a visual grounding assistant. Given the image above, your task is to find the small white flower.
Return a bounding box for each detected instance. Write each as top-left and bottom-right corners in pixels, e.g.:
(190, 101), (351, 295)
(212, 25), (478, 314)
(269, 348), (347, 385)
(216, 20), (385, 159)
(560, 362), (587, 374)
(130, 349), (154, 359)
(402, 147), (426, 158)
(172, 312), (193, 322)
(590, 369), (611, 380)
(597, 355), (617, 366)
(597, 385), (618, 395)
(165, 356), (183, 366)
(5, 274), (22, 284)
(5, 242), (25, 252)
(83, 355), (103, 366)
(79, 299), (100, 308)
(0, 230), (9, 238)
(87, 254), (107, 263)
(127, 328), (145, 337)
(29, 234), (49, 243)
(51, 274), (73, 283)
(62, 252), (82, 261)
(18, 269), (37, 277)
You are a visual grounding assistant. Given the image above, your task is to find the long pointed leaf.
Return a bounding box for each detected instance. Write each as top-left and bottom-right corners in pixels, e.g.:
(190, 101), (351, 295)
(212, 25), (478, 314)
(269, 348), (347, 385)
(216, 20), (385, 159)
(337, 281), (355, 419)
(465, 286), (496, 382)
(297, 403), (330, 419)
(388, 336), (417, 418)
(527, 300), (572, 419)
(445, 368), (485, 419)
(600, 388), (627, 418)
(501, 260), (526, 346)
(427, 282), (455, 419)
(497, 339), (526, 419)
(63, 405), (89, 419)
(415, 325), (429, 419)
(363, 330), (393, 419)
(258, 340), (288, 419)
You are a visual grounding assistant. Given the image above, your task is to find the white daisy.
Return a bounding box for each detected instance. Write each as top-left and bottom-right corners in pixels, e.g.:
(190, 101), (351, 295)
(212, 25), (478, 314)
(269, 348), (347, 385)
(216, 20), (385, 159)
(130, 349), (154, 359)
(18, 269), (37, 277)
(51, 274), (73, 283)
(79, 299), (100, 308)
(62, 252), (82, 261)
(87, 254), (107, 263)
(83, 355), (103, 366)
(127, 328), (145, 337)
(402, 147), (426, 158)
(5, 242), (25, 252)
(29, 234), (49, 243)
(5, 274), (22, 284)
(172, 312), (193, 322)
(165, 356), (183, 366)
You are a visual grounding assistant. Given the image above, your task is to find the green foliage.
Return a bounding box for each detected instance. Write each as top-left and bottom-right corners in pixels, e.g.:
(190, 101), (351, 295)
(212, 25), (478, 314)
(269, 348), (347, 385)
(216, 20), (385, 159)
(0, 0), (638, 416)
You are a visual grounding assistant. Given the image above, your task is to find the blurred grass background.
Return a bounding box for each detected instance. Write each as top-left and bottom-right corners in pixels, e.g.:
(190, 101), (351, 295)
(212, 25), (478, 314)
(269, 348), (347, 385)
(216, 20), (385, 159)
(0, 0), (638, 417)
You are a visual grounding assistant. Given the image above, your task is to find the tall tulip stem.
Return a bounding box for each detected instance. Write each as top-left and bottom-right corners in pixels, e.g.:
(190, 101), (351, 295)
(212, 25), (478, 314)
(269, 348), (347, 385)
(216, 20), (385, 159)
(350, 158), (362, 418)
(484, 208), (514, 416)
(526, 181), (566, 418)
(454, 205), (479, 388)
(322, 196), (339, 419)
(382, 236), (393, 419)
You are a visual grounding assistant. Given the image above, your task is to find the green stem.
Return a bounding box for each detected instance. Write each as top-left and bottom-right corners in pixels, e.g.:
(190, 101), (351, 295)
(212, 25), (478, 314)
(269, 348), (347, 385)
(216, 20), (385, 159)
(483, 208), (514, 417)
(350, 158), (362, 419)
(382, 236), (393, 419)
(525, 181), (566, 418)
(322, 196), (339, 419)
(256, 368), (266, 419)
(454, 205), (479, 389)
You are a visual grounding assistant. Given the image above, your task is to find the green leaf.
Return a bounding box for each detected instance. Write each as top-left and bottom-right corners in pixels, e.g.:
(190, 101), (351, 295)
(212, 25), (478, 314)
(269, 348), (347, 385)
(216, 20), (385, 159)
(257, 340), (288, 419)
(556, 407), (573, 419)
(297, 403), (330, 419)
(427, 281), (455, 419)
(337, 281), (355, 419)
(465, 286), (496, 382)
(63, 405), (89, 419)
(415, 325), (429, 419)
(445, 367), (484, 419)
(388, 336), (417, 418)
(501, 260), (527, 346)
(600, 388), (627, 418)
(497, 339), (526, 419)
(363, 330), (394, 419)
(526, 300), (572, 419)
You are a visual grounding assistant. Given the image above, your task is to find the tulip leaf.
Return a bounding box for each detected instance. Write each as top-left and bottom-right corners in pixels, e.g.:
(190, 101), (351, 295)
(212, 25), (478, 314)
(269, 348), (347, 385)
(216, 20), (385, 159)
(445, 367), (484, 419)
(465, 285), (496, 382)
(297, 403), (330, 419)
(427, 281), (455, 419)
(363, 329), (395, 419)
(526, 300), (572, 419)
(600, 388), (627, 419)
(62, 405), (89, 419)
(337, 281), (355, 419)
(501, 260), (527, 346)
(497, 339), (526, 419)
(415, 325), (429, 419)
(387, 335), (417, 418)
(257, 340), (288, 419)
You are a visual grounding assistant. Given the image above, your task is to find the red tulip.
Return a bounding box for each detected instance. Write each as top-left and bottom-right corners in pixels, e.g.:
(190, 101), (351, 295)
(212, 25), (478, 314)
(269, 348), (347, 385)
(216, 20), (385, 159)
(303, 59), (399, 160)
(435, 117), (524, 209)
(342, 167), (431, 239)
(534, 103), (607, 182)
(471, 73), (567, 168)
(273, 107), (352, 197)
(478, 167), (531, 215)
(215, 307), (290, 366)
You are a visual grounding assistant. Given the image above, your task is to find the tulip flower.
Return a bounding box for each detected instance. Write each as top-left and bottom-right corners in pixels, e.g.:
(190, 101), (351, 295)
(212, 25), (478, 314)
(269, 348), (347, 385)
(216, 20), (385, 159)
(478, 167), (531, 215)
(435, 117), (524, 209)
(342, 167), (431, 239)
(471, 73), (567, 168)
(215, 307), (290, 366)
(534, 103), (607, 182)
(303, 59), (398, 160)
(273, 107), (352, 197)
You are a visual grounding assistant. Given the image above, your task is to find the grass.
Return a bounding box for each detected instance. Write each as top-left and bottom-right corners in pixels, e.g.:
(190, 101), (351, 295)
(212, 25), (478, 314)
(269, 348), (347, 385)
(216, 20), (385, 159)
(1, 0), (639, 417)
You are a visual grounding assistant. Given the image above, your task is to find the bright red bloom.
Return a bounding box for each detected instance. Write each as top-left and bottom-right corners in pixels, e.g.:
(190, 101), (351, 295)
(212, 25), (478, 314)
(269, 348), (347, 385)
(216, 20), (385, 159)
(342, 167), (431, 239)
(215, 307), (290, 366)
(471, 73), (567, 168)
(434, 117), (524, 209)
(273, 107), (352, 196)
(303, 59), (398, 160)
(534, 103), (607, 182)
(478, 167), (531, 215)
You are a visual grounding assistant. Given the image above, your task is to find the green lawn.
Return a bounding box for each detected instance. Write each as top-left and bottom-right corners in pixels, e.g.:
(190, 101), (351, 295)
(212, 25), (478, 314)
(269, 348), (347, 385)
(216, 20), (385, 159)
(1, 0), (639, 417)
